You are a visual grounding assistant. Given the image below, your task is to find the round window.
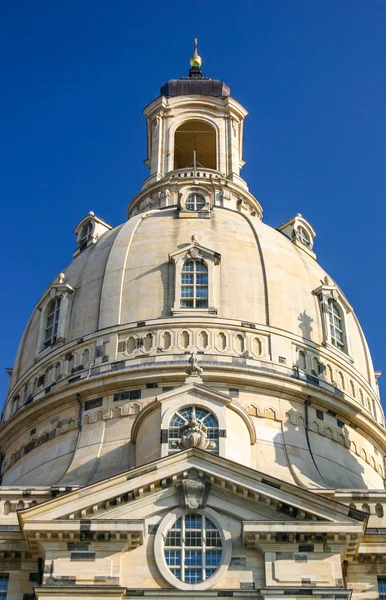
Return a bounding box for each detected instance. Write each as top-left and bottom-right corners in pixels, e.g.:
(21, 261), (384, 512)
(185, 193), (206, 212)
(164, 513), (222, 584)
(155, 507), (231, 590)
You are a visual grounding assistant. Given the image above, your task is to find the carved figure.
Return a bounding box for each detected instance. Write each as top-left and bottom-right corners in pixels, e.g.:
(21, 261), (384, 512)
(177, 407), (215, 451)
(185, 351), (203, 376)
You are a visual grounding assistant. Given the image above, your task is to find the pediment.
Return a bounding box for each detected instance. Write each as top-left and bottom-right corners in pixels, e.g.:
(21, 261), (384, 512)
(169, 241), (220, 264)
(19, 449), (366, 552)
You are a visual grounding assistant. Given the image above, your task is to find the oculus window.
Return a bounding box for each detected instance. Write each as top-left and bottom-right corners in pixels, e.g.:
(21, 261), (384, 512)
(164, 514), (222, 584)
(185, 193), (206, 212)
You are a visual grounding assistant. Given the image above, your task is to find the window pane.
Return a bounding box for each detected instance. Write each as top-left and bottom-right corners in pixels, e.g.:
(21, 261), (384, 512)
(206, 550), (221, 566)
(185, 514), (202, 529)
(207, 428), (219, 439)
(165, 550), (181, 566)
(181, 274), (194, 284)
(181, 286), (194, 297)
(196, 287), (208, 298)
(185, 569), (202, 584)
(0, 575), (9, 594)
(196, 262), (207, 272)
(185, 531), (202, 546)
(166, 531), (182, 546)
(183, 261), (194, 271)
(196, 274), (208, 284)
(206, 530), (222, 546)
(196, 300), (208, 308)
(379, 579), (386, 592)
(181, 300), (194, 308)
(171, 568), (181, 579)
(203, 414), (218, 427)
(205, 568), (216, 578)
(185, 550), (202, 566)
(205, 518), (217, 530)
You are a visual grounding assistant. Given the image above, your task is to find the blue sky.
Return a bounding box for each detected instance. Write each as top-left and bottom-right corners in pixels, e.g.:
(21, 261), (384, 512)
(0, 0), (385, 403)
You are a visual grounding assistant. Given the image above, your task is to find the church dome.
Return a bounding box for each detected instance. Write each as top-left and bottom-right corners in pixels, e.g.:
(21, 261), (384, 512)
(1, 54), (384, 492)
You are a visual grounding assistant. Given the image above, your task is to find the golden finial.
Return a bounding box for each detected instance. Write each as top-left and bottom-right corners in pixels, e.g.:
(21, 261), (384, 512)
(190, 38), (202, 69)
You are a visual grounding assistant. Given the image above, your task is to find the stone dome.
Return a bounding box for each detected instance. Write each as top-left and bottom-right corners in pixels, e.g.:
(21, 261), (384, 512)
(1, 67), (384, 492)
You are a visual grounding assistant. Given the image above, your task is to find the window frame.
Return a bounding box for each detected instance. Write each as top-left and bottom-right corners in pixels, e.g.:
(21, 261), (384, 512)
(180, 259), (209, 309)
(327, 299), (345, 351)
(43, 297), (61, 348)
(154, 507), (231, 591)
(169, 242), (220, 316)
(168, 406), (219, 455)
(0, 574), (9, 600)
(297, 225), (312, 248)
(164, 513), (222, 584)
(379, 578), (386, 600)
(78, 220), (94, 248)
(185, 193), (206, 212)
(313, 282), (352, 359)
(36, 278), (75, 356)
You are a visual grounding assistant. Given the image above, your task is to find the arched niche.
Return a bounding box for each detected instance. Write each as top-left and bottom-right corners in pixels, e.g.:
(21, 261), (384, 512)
(174, 120), (217, 170)
(131, 383), (256, 468)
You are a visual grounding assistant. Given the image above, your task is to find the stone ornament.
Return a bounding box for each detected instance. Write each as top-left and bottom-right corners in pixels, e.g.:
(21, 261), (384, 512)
(185, 351), (203, 376)
(176, 471), (211, 509)
(175, 406), (216, 451)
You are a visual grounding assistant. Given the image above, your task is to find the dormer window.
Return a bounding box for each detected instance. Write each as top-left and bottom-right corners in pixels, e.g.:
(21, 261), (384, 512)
(36, 273), (75, 355)
(169, 237), (220, 315)
(73, 211), (113, 258)
(181, 260), (208, 308)
(186, 193), (206, 212)
(44, 298), (61, 348)
(277, 214), (316, 259)
(313, 277), (352, 357)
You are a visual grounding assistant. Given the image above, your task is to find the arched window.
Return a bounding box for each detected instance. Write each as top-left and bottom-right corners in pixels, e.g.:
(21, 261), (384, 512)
(180, 260), (208, 309)
(168, 406), (219, 454)
(79, 221), (93, 248)
(164, 513), (222, 583)
(297, 226), (311, 247)
(44, 298), (61, 348)
(174, 120), (217, 170)
(327, 300), (345, 350)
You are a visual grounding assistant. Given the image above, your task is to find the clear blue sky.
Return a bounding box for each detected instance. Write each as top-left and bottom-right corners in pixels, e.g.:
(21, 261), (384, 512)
(1, 0), (385, 403)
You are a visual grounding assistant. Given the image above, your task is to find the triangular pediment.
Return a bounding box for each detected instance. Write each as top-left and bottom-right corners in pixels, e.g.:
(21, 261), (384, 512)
(169, 241), (221, 265)
(19, 450), (366, 540)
